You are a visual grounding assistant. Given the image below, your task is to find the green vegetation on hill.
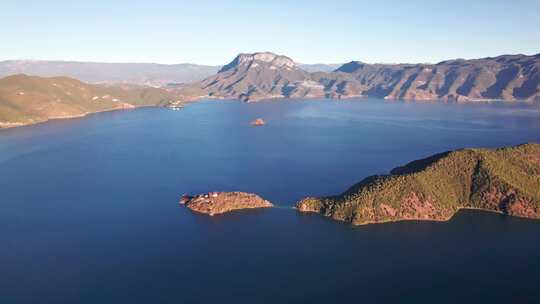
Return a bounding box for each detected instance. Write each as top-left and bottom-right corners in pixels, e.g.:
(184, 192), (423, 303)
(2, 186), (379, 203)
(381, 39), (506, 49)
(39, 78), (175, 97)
(297, 143), (540, 225)
(0, 74), (179, 127)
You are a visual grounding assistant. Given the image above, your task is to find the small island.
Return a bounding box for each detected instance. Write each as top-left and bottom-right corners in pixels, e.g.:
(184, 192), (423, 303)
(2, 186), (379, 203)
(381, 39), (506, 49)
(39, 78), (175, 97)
(250, 118), (265, 126)
(180, 192), (273, 216)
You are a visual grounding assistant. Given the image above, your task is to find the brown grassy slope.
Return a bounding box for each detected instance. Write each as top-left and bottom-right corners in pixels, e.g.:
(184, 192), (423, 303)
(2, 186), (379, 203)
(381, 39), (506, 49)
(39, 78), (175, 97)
(297, 143), (540, 225)
(0, 74), (177, 127)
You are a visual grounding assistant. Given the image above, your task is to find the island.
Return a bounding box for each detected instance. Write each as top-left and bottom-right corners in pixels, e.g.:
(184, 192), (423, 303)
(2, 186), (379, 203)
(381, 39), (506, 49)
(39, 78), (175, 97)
(250, 118), (265, 126)
(296, 143), (540, 225)
(180, 192), (273, 216)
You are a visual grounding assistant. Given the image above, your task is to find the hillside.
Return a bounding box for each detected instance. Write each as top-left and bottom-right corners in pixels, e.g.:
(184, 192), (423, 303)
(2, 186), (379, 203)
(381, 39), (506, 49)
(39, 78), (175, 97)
(0, 60), (219, 86)
(332, 54), (540, 101)
(296, 143), (540, 225)
(184, 52), (540, 102)
(0, 74), (179, 128)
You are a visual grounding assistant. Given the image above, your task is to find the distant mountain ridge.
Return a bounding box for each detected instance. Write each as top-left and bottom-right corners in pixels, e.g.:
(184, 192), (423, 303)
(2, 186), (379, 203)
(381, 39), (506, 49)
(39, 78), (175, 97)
(0, 60), (220, 87)
(299, 63), (342, 73)
(183, 52), (540, 102)
(331, 54), (540, 101)
(0, 59), (341, 88)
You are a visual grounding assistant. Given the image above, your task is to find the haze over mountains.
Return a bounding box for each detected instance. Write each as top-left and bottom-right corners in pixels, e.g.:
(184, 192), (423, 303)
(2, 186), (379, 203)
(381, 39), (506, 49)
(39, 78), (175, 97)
(0, 60), (340, 86)
(297, 63), (341, 73)
(0, 60), (220, 87)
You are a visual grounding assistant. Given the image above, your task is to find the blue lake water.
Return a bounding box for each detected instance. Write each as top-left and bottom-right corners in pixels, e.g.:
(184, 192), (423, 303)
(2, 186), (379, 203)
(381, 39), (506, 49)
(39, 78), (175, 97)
(1, 99), (540, 303)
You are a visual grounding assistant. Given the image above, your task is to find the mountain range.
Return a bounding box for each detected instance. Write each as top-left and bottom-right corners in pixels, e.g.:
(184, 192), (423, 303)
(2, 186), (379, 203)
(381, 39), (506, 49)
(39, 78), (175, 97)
(184, 52), (540, 102)
(3, 52), (538, 103)
(0, 60), (220, 87)
(1, 51), (539, 128)
(0, 60), (341, 87)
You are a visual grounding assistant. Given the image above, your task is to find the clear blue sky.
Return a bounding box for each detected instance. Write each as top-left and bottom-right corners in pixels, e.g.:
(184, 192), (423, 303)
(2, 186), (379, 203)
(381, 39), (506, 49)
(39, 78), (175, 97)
(1, 0), (539, 65)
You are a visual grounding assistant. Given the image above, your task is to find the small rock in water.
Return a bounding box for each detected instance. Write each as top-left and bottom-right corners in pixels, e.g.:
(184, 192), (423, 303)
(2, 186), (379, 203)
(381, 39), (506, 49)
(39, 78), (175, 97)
(250, 118), (265, 126)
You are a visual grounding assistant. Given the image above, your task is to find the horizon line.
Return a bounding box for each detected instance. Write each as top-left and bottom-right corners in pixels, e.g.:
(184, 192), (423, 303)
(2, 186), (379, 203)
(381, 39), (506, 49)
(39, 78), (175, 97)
(1, 51), (538, 67)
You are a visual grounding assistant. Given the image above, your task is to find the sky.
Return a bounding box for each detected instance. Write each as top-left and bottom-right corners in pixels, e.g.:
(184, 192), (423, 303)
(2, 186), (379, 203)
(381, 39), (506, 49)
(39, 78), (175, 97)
(1, 0), (539, 65)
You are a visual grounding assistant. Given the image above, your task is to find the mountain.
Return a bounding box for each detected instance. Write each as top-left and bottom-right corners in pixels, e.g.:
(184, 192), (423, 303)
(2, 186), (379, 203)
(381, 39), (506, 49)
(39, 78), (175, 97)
(0, 60), (220, 87)
(184, 52), (540, 102)
(299, 63), (342, 73)
(0, 74), (180, 128)
(2, 52), (539, 128)
(296, 143), (540, 225)
(197, 52), (320, 101)
(4, 53), (538, 102)
(333, 54), (540, 101)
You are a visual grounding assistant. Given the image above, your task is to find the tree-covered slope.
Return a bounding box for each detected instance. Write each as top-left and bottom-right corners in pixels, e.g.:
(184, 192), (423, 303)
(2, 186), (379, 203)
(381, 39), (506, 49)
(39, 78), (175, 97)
(297, 143), (540, 225)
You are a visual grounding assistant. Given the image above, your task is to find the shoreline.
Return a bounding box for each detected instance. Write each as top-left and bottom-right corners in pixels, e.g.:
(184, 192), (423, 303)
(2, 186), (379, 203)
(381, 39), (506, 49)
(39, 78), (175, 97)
(297, 206), (540, 227)
(0, 104), (160, 131)
(202, 94), (538, 104)
(2, 97), (538, 131)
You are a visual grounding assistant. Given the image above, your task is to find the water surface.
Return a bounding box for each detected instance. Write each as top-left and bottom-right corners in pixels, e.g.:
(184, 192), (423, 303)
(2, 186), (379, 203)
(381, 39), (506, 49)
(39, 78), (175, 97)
(1, 99), (540, 303)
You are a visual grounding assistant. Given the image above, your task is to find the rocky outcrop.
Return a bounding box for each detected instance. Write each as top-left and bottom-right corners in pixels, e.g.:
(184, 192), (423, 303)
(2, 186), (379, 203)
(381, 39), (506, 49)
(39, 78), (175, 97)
(250, 118), (265, 126)
(182, 52), (540, 102)
(180, 192), (273, 216)
(196, 52), (310, 102)
(297, 143), (540, 225)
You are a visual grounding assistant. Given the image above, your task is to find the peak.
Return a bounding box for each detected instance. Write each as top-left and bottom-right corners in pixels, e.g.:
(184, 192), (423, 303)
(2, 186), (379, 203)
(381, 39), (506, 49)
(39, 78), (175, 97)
(335, 61), (365, 73)
(240, 52), (291, 62)
(219, 52), (297, 73)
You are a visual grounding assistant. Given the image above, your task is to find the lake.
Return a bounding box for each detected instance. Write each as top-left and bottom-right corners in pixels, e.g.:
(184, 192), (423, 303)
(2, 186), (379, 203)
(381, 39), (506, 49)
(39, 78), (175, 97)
(1, 99), (540, 303)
